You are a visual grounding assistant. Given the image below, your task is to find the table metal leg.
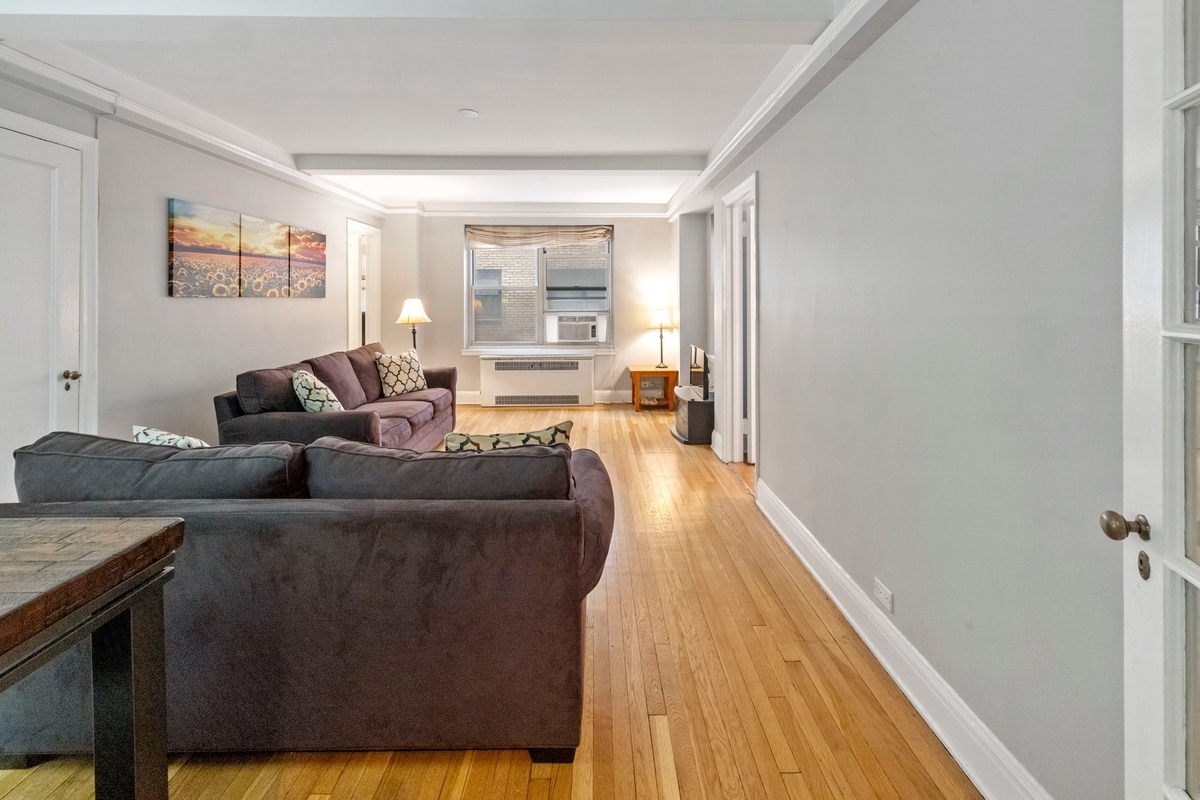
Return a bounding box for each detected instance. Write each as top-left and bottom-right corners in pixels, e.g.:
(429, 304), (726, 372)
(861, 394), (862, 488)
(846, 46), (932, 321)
(91, 584), (167, 800)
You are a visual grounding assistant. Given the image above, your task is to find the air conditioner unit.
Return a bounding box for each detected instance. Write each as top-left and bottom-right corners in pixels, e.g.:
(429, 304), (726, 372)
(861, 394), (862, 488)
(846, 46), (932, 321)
(557, 315), (598, 343)
(480, 357), (595, 406)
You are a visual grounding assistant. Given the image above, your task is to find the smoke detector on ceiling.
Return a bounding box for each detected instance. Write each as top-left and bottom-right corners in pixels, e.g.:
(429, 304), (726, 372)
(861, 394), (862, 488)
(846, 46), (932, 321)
(458, 109), (479, 118)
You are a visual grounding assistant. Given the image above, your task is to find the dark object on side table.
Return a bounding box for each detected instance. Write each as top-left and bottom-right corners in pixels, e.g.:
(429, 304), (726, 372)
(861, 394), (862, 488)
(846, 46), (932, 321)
(213, 342), (456, 451)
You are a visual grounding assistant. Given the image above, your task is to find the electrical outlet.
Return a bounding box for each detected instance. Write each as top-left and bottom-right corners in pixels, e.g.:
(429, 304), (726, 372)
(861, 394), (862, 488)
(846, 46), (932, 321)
(873, 578), (893, 614)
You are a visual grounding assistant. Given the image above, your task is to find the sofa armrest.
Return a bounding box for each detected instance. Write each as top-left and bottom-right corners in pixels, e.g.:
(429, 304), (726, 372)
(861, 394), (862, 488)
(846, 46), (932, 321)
(218, 410), (381, 446)
(571, 449), (614, 599)
(423, 366), (458, 425)
(213, 391), (244, 425)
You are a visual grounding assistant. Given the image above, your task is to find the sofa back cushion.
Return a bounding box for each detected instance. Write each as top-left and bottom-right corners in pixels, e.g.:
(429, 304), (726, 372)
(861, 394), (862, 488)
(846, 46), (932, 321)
(305, 437), (573, 500)
(346, 343), (385, 403)
(236, 362), (311, 414)
(14, 432), (307, 502)
(306, 351), (367, 410)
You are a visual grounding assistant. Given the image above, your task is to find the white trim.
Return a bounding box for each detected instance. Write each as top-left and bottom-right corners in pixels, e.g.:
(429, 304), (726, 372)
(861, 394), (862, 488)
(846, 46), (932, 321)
(717, 173), (757, 465)
(110, 100), (386, 214)
(755, 480), (1055, 800)
(398, 202), (669, 218)
(595, 389), (633, 404)
(299, 154), (705, 173)
(0, 106), (99, 435)
(666, 0), (918, 216)
(457, 390), (482, 406)
(0, 42), (117, 114)
(711, 429), (723, 457)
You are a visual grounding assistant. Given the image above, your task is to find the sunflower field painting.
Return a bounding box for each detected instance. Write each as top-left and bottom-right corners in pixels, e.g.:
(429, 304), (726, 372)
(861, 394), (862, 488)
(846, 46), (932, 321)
(239, 214), (292, 297)
(289, 226), (327, 298)
(168, 200), (241, 297)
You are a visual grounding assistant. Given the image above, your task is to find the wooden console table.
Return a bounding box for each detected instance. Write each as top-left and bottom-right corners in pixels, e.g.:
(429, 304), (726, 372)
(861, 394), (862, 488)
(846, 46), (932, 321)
(629, 365), (678, 412)
(0, 518), (184, 800)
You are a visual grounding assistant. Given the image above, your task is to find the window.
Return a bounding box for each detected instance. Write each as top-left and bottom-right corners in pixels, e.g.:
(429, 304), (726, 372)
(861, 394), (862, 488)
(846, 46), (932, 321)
(466, 226), (613, 347)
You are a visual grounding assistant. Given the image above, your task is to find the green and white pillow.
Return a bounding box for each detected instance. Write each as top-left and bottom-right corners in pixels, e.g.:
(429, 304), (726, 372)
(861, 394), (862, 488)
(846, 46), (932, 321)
(292, 369), (344, 412)
(377, 350), (427, 397)
(444, 421), (572, 452)
(132, 425), (210, 449)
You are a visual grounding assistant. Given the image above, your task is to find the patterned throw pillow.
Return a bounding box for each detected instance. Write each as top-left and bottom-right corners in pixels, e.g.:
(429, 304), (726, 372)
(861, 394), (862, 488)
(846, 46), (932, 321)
(376, 351), (427, 397)
(292, 369), (344, 412)
(444, 421), (573, 452)
(132, 425), (210, 449)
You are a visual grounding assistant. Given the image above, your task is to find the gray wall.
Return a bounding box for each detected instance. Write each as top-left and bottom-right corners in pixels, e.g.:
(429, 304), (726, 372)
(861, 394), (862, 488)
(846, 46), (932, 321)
(385, 215), (676, 395)
(0, 77), (95, 138)
(677, 211), (709, 370)
(713, 0), (1123, 797)
(97, 118), (383, 443)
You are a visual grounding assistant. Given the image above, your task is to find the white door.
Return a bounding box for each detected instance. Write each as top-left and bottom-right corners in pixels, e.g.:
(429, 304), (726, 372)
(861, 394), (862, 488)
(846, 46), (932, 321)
(0, 125), (84, 502)
(721, 174), (758, 467)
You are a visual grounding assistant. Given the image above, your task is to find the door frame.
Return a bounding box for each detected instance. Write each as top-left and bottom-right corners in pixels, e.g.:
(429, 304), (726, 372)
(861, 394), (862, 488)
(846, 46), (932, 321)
(0, 108), (98, 434)
(715, 173), (758, 466)
(346, 219), (381, 349)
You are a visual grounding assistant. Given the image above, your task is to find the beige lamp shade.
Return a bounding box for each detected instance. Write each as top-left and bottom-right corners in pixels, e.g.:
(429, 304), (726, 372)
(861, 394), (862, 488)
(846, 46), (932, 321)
(651, 308), (671, 328)
(396, 298), (432, 325)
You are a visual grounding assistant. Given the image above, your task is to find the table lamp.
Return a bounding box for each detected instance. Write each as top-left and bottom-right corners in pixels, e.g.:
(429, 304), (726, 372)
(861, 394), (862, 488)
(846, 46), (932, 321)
(396, 299), (432, 350)
(651, 308), (670, 369)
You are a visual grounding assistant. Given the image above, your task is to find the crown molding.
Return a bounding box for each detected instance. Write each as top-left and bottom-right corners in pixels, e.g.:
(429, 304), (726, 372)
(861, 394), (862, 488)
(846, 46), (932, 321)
(298, 153), (706, 174)
(666, 0), (919, 216)
(0, 41), (117, 113)
(391, 201), (668, 218)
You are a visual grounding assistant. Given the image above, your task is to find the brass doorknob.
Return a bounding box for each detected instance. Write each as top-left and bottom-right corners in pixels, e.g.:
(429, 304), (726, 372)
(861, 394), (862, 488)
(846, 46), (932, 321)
(1100, 510), (1150, 541)
(61, 370), (80, 380)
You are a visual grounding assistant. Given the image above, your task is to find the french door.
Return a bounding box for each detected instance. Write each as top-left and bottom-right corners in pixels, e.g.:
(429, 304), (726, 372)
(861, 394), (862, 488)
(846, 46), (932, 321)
(1122, 0), (1200, 796)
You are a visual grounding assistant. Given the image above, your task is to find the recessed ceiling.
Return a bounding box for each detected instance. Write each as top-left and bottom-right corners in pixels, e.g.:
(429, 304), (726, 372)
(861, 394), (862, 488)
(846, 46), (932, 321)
(321, 172), (695, 207)
(0, 3), (832, 206)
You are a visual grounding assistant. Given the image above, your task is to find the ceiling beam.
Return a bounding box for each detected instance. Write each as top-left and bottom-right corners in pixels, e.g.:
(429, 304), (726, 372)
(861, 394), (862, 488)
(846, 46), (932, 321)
(296, 154), (707, 174)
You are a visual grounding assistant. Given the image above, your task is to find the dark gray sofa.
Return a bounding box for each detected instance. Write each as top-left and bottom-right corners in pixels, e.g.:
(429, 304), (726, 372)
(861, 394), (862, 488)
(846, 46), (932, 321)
(0, 432), (613, 762)
(214, 343), (456, 451)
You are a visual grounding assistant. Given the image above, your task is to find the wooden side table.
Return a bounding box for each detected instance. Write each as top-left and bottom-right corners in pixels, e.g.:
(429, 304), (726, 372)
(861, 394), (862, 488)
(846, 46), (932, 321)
(0, 517), (184, 800)
(629, 365), (678, 411)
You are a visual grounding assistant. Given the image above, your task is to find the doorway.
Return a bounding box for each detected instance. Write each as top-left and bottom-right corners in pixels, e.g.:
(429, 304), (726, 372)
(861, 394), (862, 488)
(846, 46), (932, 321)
(719, 174), (758, 486)
(347, 220), (381, 348)
(0, 111), (96, 502)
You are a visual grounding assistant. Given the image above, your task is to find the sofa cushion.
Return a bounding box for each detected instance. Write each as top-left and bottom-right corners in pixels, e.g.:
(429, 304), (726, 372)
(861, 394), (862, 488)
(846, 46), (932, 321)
(293, 369), (345, 412)
(346, 343), (385, 403)
(377, 351), (427, 396)
(236, 362), (311, 414)
(395, 387), (453, 415)
(306, 351), (367, 410)
(445, 421), (573, 452)
(360, 399), (435, 428)
(14, 432), (307, 502)
(379, 417), (414, 448)
(305, 437), (573, 500)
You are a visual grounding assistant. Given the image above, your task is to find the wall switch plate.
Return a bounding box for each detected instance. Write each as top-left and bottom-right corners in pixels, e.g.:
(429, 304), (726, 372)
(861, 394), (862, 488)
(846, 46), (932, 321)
(873, 578), (893, 614)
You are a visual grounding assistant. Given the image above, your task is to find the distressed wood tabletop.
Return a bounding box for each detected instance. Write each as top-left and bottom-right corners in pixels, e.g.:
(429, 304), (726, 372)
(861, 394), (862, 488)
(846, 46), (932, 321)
(0, 517), (184, 658)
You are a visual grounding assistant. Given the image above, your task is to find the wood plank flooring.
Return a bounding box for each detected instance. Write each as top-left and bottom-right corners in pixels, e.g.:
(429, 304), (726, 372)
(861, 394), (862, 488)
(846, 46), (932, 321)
(0, 405), (982, 800)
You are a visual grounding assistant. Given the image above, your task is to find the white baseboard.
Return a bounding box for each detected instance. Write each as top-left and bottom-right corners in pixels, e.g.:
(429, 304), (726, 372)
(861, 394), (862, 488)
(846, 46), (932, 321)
(755, 481), (1054, 800)
(711, 430), (724, 460)
(594, 390), (632, 404)
(456, 390), (630, 406)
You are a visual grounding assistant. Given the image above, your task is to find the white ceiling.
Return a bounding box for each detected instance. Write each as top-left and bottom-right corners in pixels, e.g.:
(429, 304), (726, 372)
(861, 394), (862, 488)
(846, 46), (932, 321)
(321, 172), (695, 207)
(0, 3), (832, 207)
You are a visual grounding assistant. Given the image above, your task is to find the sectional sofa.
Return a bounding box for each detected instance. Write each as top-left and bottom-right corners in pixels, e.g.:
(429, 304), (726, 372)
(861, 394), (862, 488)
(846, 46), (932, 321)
(214, 343), (456, 450)
(0, 431), (614, 762)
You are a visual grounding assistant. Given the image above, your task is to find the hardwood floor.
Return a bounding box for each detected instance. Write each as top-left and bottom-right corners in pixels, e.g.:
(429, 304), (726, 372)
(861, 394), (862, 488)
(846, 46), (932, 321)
(0, 405), (982, 800)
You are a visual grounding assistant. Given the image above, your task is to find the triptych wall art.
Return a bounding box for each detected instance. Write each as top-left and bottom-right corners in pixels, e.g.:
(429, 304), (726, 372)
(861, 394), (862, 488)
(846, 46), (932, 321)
(167, 198), (327, 298)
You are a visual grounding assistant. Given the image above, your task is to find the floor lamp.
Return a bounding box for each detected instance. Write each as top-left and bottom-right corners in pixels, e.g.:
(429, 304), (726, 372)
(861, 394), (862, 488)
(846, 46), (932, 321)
(396, 299), (432, 350)
(651, 309), (670, 369)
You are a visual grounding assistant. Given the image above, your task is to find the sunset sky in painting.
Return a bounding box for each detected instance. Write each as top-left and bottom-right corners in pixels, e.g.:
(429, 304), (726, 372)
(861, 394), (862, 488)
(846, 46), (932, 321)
(168, 199), (240, 255)
(289, 227), (327, 266)
(240, 215), (290, 260)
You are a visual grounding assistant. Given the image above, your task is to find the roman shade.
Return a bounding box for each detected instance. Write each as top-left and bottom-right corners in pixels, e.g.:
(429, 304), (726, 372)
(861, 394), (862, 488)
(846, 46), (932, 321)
(465, 225), (613, 249)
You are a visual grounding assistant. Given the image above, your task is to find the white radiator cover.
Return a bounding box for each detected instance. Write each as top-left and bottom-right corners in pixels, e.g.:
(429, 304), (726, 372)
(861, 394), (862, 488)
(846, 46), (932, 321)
(480, 357), (595, 406)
